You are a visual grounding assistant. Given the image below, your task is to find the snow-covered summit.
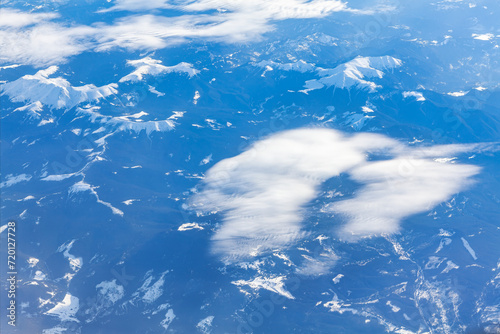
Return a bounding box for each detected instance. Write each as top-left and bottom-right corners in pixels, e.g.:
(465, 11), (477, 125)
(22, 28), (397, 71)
(0, 66), (118, 109)
(119, 57), (199, 82)
(305, 56), (402, 92)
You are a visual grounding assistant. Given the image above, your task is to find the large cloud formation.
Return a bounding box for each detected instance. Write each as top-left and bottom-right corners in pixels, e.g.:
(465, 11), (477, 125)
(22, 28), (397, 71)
(190, 128), (484, 261)
(0, 1), (349, 67)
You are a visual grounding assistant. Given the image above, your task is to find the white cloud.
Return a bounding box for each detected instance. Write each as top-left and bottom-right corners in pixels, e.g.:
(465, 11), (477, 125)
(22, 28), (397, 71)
(0, 23), (94, 67)
(105, 0), (347, 18)
(0, 8), (59, 28)
(96, 0), (346, 54)
(295, 251), (339, 277)
(330, 157), (479, 239)
(100, 0), (173, 12)
(472, 33), (494, 41)
(0, 1), (349, 66)
(93, 13), (274, 51)
(190, 129), (387, 260)
(190, 128), (489, 261)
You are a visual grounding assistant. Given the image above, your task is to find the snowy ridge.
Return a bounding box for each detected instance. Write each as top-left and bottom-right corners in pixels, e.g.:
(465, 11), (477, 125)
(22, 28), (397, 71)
(232, 276), (295, 299)
(69, 181), (124, 216)
(77, 107), (182, 135)
(119, 57), (199, 82)
(255, 56), (402, 92)
(14, 101), (44, 119)
(256, 59), (316, 73)
(0, 66), (117, 109)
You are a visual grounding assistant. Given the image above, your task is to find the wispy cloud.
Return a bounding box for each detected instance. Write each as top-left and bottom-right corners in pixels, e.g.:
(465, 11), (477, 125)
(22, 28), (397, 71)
(99, 0), (173, 12)
(104, 0), (347, 17)
(0, 8), (59, 28)
(190, 128), (491, 261)
(0, 22), (94, 67)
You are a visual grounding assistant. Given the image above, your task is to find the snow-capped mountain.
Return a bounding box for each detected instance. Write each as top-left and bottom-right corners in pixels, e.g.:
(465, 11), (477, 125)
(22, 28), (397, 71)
(1, 66), (117, 110)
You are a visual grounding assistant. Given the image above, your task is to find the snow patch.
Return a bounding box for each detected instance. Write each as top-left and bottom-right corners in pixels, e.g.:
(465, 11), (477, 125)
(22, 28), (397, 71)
(96, 279), (124, 304)
(435, 237), (452, 253)
(193, 90), (201, 104)
(69, 180), (124, 216)
(132, 270), (169, 304)
(57, 239), (83, 273)
(120, 57), (199, 82)
(403, 91), (425, 101)
(447, 91), (468, 97)
(14, 101), (44, 119)
(441, 260), (459, 274)
(386, 300), (401, 313)
(425, 256), (445, 270)
(197, 316), (214, 334)
(200, 154), (212, 165)
(1, 174), (32, 188)
(178, 223), (204, 231)
(461, 237), (478, 260)
(34, 270), (47, 281)
(148, 85), (165, 97)
(42, 173), (76, 181)
(160, 309), (176, 330)
(45, 293), (79, 322)
(28, 257), (39, 267)
(332, 274), (344, 284)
